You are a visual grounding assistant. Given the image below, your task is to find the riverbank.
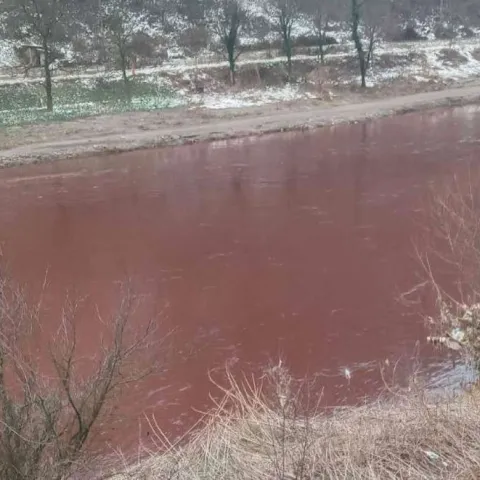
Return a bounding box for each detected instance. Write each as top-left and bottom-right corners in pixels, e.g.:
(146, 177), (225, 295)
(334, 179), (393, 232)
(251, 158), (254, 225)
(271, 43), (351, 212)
(2, 81), (480, 167)
(108, 368), (480, 480)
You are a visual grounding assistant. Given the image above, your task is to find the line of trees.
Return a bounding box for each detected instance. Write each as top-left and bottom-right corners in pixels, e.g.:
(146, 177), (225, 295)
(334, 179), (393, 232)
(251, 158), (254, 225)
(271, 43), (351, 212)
(1, 0), (479, 111)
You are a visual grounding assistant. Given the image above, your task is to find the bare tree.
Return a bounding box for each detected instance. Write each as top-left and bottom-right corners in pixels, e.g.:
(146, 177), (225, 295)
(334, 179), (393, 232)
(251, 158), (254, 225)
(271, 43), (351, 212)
(350, 0), (384, 88)
(100, 0), (140, 102)
(0, 272), (161, 480)
(266, 0), (298, 80)
(4, 0), (78, 111)
(212, 0), (247, 85)
(308, 0), (337, 65)
(95, 0), (160, 101)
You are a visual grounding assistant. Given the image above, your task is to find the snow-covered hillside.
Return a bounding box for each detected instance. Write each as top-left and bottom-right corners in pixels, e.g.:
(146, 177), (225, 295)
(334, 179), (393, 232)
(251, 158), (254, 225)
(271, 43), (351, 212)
(1, 0), (478, 70)
(1, 1), (480, 127)
(0, 40), (17, 68)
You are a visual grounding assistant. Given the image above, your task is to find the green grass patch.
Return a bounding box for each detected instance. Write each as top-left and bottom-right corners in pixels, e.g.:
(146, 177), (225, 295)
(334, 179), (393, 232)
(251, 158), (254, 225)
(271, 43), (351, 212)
(0, 75), (184, 127)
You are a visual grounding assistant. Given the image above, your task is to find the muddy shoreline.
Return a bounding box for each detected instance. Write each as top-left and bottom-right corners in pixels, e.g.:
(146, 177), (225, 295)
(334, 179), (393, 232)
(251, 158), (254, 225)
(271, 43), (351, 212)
(1, 82), (480, 167)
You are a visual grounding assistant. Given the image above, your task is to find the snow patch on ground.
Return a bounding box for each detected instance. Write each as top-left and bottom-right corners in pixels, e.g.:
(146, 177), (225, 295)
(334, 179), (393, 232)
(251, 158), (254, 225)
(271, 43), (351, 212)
(194, 84), (314, 109)
(425, 44), (480, 81)
(363, 39), (480, 86)
(0, 40), (19, 68)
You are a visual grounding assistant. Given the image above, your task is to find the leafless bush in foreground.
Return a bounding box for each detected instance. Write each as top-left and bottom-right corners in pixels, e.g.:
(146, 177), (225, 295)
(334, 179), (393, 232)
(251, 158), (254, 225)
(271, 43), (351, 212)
(0, 271), (160, 480)
(419, 172), (480, 369)
(113, 364), (480, 479)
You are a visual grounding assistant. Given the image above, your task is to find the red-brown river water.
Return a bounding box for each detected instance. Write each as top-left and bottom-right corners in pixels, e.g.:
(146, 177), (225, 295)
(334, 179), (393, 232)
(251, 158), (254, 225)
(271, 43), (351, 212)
(1, 106), (479, 452)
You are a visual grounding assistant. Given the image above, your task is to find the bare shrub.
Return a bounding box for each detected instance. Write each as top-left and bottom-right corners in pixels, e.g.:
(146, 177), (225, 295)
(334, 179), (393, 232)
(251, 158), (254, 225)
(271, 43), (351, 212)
(472, 47), (480, 62)
(113, 365), (480, 479)
(421, 173), (480, 369)
(178, 26), (210, 56)
(0, 271), (160, 480)
(434, 24), (458, 40)
(130, 33), (156, 62)
(436, 48), (468, 67)
(390, 25), (428, 42)
(70, 37), (98, 66)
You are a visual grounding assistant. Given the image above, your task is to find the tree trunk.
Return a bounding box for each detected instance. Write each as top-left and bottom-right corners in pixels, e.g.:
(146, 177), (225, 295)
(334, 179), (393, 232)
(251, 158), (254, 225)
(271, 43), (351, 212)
(229, 67), (236, 85)
(284, 37), (292, 81)
(280, 20), (293, 82)
(42, 41), (53, 111)
(121, 63), (128, 87)
(319, 41), (325, 65)
(44, 66), (53, 112)
(120, 51), (131, 103)
(355, 41), (367, 87)
(353, 41), (367, 87)
(287, 51), (292, 80)
(351, 0), (367, 88)
(360, 58), (366, 88)
(227, 45), (236, 85)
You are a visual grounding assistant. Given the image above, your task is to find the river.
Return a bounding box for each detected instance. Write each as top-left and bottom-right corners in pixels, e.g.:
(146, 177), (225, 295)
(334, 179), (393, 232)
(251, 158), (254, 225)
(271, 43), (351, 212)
(0, 105), (479, 452)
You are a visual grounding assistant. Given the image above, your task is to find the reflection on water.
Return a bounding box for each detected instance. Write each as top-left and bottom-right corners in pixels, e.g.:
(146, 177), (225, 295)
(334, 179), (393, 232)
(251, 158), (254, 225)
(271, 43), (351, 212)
(0, 106), (479, 451)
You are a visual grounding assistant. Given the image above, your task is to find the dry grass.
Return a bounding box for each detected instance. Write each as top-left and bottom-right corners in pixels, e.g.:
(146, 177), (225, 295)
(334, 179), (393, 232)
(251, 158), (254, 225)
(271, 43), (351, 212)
(111, 365), (480, 480)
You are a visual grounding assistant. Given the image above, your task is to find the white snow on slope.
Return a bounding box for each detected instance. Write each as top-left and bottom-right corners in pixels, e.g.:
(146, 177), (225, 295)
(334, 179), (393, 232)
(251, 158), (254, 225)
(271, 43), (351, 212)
(2, 38), (479, 87)
(0, 40), (18, 68)
(194, 84), (314, 109)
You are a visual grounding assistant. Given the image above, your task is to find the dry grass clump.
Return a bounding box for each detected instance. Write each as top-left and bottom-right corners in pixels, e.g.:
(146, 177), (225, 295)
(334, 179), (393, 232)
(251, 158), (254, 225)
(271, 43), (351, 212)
(114, 365), (480, 480)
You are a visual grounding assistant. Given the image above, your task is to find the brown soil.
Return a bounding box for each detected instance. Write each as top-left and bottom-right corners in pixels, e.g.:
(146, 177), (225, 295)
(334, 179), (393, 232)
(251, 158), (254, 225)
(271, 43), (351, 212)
(1, 80), (480, 167)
